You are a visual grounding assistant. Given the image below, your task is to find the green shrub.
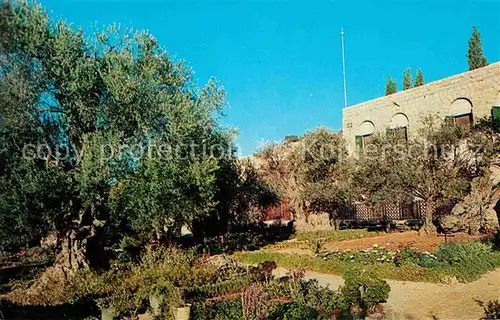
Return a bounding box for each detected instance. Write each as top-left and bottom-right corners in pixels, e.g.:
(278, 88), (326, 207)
(436, 241), (491, 265)
(341, 268), (390, 313)
(434, 241), (500, 282)
(191, 299), (243, 320)
(266, 302), (320, 320)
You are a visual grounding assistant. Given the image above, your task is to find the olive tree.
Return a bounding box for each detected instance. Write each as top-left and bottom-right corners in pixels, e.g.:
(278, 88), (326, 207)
(353, 117), (471, 234)
(0, 1), (242, 275)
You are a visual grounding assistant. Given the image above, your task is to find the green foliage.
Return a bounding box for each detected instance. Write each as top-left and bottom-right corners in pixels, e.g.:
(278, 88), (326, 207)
(265, 229), (379, 252)
(434, 241), (500, 282)
(467, 26), (488, 70)
(385, 76), (397, 95)
(353, 116), (472, 233)
(266, 302), (320, 320)
(414, 69), (425, 87)
(435, 241), (490, 265)
(235, 250), (446, 283)
(191, 299), (243, 320)
(403, 68), (412, 90)
(295, 229), (379, 244)
(196, 221), (294, 254)
(297, 129), (352, 225)
(341, 268), (390, 312)
(0, 1), (276, 270)
(236, 238), (500, 284)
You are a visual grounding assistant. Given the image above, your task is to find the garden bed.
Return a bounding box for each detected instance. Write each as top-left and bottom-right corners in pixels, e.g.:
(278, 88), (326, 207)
(235, 239), (500, 283)
(323, 231), (485, 253)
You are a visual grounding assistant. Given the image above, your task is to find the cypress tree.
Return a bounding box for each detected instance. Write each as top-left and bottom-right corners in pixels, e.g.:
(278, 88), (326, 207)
(385, 76), (397, 95)
(467, 26), (488, 70)
(414, 69), (425, 87)
(403, 68), (412, 90)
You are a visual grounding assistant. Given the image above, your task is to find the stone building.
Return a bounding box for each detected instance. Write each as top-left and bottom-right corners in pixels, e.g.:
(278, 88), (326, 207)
(342, 62), (500, 154)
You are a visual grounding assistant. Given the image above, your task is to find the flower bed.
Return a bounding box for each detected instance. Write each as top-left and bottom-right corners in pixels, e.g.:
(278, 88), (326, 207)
(236, 239), (500, 283)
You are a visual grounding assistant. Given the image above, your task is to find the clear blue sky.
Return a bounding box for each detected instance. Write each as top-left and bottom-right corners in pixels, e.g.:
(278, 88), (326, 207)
(41, 0), (500, 155)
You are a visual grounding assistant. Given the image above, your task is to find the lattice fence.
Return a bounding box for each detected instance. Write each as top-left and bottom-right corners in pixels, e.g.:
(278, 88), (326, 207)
(338, 200), (426, 221)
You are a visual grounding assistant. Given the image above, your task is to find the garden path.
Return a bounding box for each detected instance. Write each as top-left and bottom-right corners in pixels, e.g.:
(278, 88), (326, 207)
(273, 267), (500, 320)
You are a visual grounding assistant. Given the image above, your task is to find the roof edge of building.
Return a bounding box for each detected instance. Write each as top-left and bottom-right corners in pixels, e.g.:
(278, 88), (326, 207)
(343, 61), (500, 112)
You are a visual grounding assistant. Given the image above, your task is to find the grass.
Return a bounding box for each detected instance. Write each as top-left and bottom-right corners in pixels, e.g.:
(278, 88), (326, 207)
(234, 243), (500, 284)
(294, 229), (381, 242)
(265, 229), (381, 251)
(234, 251), (446, 283)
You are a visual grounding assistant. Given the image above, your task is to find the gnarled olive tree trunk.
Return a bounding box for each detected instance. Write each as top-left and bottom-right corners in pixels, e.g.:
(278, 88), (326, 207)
(420, 199), (437, 235)
(28, 208), (106, 297)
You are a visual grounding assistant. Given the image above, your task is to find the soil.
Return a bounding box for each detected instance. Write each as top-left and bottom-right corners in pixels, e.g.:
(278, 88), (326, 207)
(323, 231), (485, 252)
(273, 267), (500, 320)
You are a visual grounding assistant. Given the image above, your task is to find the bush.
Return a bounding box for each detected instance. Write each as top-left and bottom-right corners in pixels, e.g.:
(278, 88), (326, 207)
(191, 299), (243, 320)
(266, 302), (320, 320)
(198, 221), (294, 254)
(341, 268), (390, 313)
(435, 241), (491, 265)
(434, 241), (500, 282)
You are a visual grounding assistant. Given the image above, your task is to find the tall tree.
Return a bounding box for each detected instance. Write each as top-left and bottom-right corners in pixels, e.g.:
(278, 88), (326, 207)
(296, 128), (352, 229)
(467, 26), (488, 70)
(0, 1), (264, 277)
(414, 69), (425, 87)
(385, 76), (397, 95)
(403, 68), (412, 90)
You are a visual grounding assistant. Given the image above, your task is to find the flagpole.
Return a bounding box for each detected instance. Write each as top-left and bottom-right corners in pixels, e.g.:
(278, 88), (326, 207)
(341, 27), (347, 108)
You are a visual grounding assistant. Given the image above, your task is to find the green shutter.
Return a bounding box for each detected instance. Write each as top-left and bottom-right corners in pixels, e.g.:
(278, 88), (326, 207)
(492, 106), (500, 129)
(355, 135), (363, 149)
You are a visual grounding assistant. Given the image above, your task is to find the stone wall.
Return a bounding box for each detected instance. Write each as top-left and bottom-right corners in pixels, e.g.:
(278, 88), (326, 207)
(342, 62), (500, 154)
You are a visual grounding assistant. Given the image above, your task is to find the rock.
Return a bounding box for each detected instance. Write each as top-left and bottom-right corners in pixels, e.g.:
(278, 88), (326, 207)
(440, 215), (466, 233)
(439, 165), (499, 234)
(489, 165), (500, 186)
(483, 208), (499, 230)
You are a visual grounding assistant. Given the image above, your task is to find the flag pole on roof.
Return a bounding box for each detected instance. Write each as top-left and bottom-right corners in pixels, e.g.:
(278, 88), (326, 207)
(341, 27), (347, 109)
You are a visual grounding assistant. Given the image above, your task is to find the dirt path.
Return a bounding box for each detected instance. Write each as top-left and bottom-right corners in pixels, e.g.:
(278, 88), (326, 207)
(273, 267), (500, 320)
(323, 231), (484, 253)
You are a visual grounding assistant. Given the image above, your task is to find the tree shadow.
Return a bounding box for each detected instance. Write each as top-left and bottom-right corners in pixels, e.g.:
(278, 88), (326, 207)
(179, 220), (295, 255)
(0, 299), (99, 320)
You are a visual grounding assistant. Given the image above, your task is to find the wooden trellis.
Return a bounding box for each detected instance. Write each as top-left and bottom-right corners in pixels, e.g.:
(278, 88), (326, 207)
(338, 200), (426, 222)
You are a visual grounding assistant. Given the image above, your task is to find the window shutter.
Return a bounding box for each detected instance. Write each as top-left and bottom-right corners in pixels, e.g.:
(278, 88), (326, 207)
(355, 135), (363, 149)
(492, 106), (500, 129)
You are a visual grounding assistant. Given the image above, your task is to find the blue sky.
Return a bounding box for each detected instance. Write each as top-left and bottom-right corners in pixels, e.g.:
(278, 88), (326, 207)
(42, 0), (500, 155)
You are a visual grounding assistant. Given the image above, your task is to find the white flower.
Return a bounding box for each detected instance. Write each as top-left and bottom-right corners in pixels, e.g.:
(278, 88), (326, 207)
(373, 244), (378, 248)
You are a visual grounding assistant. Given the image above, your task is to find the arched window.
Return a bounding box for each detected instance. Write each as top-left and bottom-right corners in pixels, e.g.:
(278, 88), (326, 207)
(388, 113), (409, 141)
(449, 98), (473, 128)
(355, 121), (375, 149)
